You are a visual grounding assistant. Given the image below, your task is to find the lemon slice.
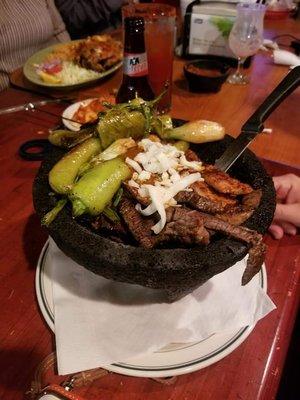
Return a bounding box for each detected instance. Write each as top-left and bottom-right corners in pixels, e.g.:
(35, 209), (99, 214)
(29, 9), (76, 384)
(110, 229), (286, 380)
(38, 71), (61, 84)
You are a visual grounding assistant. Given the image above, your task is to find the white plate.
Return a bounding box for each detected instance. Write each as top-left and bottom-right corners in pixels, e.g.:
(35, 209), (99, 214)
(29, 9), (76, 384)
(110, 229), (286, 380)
(35, 240), (267, 378)
(62, 98), (97, 131)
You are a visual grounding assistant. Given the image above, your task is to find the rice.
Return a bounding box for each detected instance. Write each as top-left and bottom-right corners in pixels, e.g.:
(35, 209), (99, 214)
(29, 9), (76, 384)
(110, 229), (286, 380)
(56, 61), (101, 84)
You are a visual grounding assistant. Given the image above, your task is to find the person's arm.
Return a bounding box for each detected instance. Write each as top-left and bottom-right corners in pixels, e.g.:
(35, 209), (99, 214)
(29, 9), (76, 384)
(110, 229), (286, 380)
(269, 174), (300, 239)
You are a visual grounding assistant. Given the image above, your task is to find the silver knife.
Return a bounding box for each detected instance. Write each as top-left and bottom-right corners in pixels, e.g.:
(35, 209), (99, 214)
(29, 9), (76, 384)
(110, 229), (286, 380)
(0, 98), (69, 116)
(215, 65), (300, 172)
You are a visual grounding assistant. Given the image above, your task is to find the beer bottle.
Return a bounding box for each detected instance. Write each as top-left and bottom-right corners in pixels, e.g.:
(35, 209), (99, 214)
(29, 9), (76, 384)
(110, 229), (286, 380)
(116, 17), (154, 103)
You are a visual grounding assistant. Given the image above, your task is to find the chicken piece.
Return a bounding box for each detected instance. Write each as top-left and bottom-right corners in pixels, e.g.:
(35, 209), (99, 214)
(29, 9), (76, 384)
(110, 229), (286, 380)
(185, 149), (253, 197)
(75, 35), (122, 72)
(118, 197), (155, 248)
(198, 212), (266, 285)
(242, 189), (262, 208)
(202, 165), (253, 196)
(191, 181), (237, 209)
(156, 207), (210, 246)
(215, 209), (255, 226)
(185, 149), (201, 162)
(215, 189), (262, 226)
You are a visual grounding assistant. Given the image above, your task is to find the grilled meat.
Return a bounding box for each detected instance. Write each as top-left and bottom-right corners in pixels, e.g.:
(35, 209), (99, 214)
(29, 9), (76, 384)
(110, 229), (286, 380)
(242, 189), (262, 208)
(92, 215), (127, 238)
(202, 165), (253, 196)
(124, 178), (229, 214)
(74, 35), (122, 73)
(215, 209), (255, 226)
(175, 191), (225, 214)
(156, 207), (210, 246)
(215, 189), (262, 225)
(118, 145), (264, 284)
(197, 212), (266, 285)
(119, 197), (155, 249)
(185, 149), (201, 162)
(123, 182), (149, 206)
(185, 149), (253, 201)
(191, 181), (237, 209)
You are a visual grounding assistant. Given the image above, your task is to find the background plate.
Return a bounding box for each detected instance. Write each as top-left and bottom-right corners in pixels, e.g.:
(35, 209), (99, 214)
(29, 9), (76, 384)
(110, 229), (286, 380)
(62, 98), (96, 131)
(35, 240), (267, 378)
(23, 42), (122, 88)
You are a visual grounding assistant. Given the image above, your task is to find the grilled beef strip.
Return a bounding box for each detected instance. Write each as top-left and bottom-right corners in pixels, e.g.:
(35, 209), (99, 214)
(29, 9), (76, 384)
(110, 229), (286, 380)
(120, 186), (212, 248)
(119, 146), (263, 282)
(156, 207), (210, 246)
(215, 209), (255, 226)
(197, 212), (266, 285)
(175, 191), (225, 214)
(120, 184), (263, 283)
(123, 182), (150, 206)
(91, 215), (128, 243)
(125, 180), (229, 215)
(118, 196), (156, 249)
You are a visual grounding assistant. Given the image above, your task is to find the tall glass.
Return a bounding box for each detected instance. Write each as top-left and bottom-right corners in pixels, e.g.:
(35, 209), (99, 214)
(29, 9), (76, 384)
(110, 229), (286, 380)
(228, 3), (266, 85)
(122, 3), (176, 113)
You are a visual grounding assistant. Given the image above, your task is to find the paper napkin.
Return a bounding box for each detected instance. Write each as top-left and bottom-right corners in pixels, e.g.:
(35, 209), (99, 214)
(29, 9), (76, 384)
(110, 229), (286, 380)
(49, 239), (275, 375)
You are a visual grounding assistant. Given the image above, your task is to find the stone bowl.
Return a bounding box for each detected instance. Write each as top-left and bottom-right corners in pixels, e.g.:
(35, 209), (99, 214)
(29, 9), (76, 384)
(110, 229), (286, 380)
(33, 134), (276, 301)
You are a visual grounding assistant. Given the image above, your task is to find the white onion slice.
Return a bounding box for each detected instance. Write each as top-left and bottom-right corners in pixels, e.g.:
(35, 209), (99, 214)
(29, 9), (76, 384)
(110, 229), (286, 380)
(125, 157), (142, 173)
(137, 173), (201, 234)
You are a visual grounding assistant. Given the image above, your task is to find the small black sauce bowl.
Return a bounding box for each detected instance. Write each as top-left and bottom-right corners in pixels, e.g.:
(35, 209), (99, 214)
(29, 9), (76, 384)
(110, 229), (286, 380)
(184, 58), (231, 93)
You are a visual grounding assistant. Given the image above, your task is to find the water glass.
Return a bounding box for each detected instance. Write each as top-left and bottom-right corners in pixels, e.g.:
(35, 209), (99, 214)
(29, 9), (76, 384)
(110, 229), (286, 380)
(228, 3), (266, 85)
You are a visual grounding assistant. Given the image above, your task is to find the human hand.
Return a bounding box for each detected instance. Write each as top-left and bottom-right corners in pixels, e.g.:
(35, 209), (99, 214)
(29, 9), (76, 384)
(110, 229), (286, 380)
(269, 174), (300, 239)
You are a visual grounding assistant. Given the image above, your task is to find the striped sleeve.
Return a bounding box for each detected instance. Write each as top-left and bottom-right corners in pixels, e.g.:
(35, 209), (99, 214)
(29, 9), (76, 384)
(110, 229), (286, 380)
(0, 0), (70, 91)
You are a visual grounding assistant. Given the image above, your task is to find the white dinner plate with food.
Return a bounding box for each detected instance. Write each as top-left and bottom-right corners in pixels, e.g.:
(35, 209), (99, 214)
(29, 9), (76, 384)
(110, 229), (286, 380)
(35, 240), (267, 378)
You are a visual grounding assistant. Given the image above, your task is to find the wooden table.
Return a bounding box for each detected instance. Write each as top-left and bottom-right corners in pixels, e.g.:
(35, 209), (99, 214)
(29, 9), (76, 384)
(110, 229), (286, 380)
(0, 18), (299, 400)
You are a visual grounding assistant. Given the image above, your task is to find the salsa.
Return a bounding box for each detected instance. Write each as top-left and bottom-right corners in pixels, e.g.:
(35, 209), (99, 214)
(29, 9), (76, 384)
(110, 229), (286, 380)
(186, 64), (222, 78)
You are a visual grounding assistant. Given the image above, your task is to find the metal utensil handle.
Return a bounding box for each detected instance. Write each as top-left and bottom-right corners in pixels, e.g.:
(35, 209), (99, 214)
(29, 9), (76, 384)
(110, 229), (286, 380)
(34, 106), (79, 124)
(34, 106), (96, 128)
(242, 65), (300, 132)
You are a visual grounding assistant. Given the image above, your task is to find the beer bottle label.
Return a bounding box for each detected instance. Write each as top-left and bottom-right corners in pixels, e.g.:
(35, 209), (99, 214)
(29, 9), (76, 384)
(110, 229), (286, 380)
(123, 52), (148, 77)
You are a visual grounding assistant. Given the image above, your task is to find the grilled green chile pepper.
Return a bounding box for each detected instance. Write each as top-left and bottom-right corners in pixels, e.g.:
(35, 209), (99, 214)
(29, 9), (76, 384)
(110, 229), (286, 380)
(173, 140), (190, 152)
(97, 109), (146, 149)
(48, 127), (95, 149)
(49, 138), (101, 194)
(42, 199), (67, 226)
(70, 158), (131, 217)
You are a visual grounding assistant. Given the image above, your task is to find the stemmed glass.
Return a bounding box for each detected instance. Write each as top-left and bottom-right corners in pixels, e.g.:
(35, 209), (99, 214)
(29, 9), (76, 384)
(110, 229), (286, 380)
(228, 3), (266, 85)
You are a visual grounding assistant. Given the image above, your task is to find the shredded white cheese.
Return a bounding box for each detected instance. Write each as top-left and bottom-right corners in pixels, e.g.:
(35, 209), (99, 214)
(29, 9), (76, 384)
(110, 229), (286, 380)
(179, 154), (203, 171)
(137, 173), (201, 234)
(128, 179), (140, 189)
(138, 170), (151, 181)
(126, 139), (203, 234)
